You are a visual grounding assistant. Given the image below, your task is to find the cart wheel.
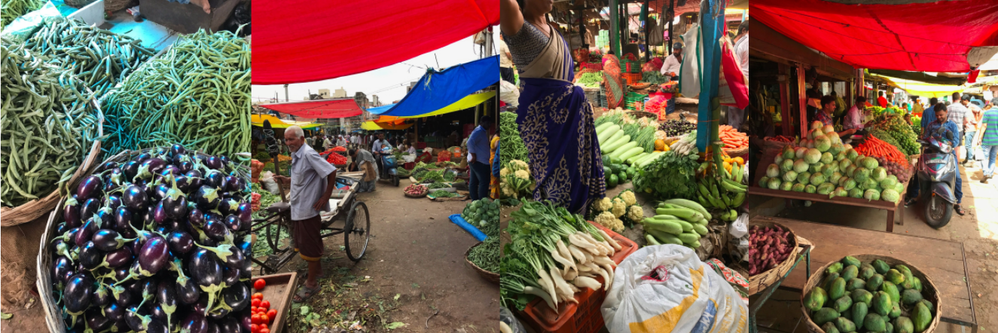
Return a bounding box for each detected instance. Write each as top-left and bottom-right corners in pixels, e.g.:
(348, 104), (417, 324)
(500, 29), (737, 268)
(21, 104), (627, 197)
(267, 219), (292, 253)
(344, 201), (371, 262)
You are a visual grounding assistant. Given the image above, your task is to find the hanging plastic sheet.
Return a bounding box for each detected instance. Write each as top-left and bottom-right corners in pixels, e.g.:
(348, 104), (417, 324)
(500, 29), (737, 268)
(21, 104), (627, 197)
(368, 56), (499, 117)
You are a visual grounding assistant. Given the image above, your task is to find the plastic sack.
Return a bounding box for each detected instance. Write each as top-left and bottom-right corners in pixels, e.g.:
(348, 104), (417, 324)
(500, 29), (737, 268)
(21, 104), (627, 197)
(601, 245), (747, 333)
(729, 214), (748, 238)
(1, 2), (61, 41)
(499, 306), (527, 333)
(260, 171), (280, 195)
(500, 79), (520, 107)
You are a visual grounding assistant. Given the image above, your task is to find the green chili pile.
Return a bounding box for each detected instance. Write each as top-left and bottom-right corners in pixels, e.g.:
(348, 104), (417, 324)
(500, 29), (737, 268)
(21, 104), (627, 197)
(1, 42), (103, 207)
(0, 0), (44, 27)
(103, 29), (251, 159)
(499, 111), (529, 163)
(24, 18), (156, 98)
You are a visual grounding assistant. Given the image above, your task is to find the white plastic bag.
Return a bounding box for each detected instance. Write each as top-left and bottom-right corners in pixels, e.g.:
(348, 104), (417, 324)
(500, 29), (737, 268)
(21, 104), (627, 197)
(601, 245), (747, 333)
(500, 79), (520, 107)
(729, 214), (748, 238)
(260, 171), (280, 195)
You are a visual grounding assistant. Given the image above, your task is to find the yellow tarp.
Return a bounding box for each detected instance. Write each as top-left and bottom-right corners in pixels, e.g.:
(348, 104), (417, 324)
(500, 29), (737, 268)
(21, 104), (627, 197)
(361, 121), (414, 131)
(870, 74), (964, 98)
(251, 114), (321, 129)
(398, 91), (496, 118)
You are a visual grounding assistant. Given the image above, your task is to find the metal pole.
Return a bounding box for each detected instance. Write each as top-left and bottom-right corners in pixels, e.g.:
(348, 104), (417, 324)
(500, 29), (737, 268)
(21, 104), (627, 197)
(484, 27), (494, 57)
(610, 0), (619, 55)
(797, 64), (808, 138)
(643, 0), (650, 61)
(667, 0), (674, 54)
(284, 84), (289, 102)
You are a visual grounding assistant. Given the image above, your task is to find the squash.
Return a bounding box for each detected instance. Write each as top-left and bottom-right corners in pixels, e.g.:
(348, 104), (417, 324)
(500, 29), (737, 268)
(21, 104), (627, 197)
(654, 139), (667, 151)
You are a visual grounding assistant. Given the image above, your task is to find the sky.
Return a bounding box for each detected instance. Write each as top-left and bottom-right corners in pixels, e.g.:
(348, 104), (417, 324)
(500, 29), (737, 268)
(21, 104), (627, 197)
(251, 27), (500, 105)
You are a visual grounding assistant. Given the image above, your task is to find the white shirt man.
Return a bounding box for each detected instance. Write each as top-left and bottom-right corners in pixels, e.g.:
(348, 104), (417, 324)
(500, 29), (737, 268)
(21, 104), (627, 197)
(659, 53), (682, 78)
(734, 32), (749, 79)
(336, 136), (347, 147)
(372, 138), (392, 153)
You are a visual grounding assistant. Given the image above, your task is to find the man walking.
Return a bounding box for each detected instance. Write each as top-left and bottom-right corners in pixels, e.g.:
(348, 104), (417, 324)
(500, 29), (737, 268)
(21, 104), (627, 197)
(274, 126), (337, 302)
(974, 97), (998, 183)
(947, 94), (971, 163)
(467, 116), (493, 200)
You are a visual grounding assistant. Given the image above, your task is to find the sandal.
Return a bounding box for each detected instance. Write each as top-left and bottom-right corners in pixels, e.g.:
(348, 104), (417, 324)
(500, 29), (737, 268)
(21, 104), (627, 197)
(954, 204), (966, 216)
(293, 285), (319, 303)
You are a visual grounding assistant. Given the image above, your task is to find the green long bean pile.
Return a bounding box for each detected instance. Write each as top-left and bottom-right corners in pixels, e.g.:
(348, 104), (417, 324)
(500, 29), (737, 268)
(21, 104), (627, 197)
(499, 111), (528, 163)
(24, 18), (156, 98)
(0, 0), (44, 28)
(103, 29), (251, 159)
(1, 43), (103, 207)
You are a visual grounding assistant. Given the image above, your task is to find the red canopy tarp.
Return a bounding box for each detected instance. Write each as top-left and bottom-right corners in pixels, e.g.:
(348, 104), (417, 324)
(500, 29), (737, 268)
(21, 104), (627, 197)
(252, 0), (499, 84)
(259, 98), (364, 119)
(751, 0), (998, 72)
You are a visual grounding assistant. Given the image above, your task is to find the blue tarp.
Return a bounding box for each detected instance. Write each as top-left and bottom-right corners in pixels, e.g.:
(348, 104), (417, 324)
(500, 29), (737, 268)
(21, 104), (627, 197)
(369, 56), (499, 116)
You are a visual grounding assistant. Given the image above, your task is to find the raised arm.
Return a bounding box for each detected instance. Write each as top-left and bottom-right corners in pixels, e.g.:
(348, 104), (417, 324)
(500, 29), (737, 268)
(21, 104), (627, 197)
(501, 0), (525, 37)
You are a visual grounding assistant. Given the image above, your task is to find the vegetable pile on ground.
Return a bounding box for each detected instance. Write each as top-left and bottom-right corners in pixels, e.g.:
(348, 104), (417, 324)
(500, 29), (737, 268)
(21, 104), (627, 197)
(871, 113), (920, 156)
(465, 198), (500, 273)
(760, 121), (904, 203)
(417, 169), (444, 183)
(601, 155), (636, 188)
(102, 30), (251, 159)
(47, 144), (253, 332)
(590, 189), (642, 231)
(766, 136), (795, 143)
(748, 224), (793, 275)
(499, 111), (529, 163)
(500, 201), (622, 311)
(574, 71), (604, 88)
(404, 184), (427, 196)
(250, 183), (280, 218)
(1, 42), (104, 207)
(642, 199), (711, 249)
(719, 125), (748, 150)
(0, 0), (44, 27)
(500, 160), (533, 200)
(802, 256), (936, 333)
(427, 182), (449, 190)
(595, 110), (667, 189)
(641, 71), (670, 85)
(428, 190), (455, 198)
(23, 18), (156, 98)
(248, 283), (277, 333)
(659, 119), (697, 137)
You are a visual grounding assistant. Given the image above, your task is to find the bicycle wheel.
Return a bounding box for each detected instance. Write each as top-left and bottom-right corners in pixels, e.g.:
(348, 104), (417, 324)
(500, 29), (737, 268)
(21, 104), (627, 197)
(344, 201), (371, 262)
(266, 218), (292, 252)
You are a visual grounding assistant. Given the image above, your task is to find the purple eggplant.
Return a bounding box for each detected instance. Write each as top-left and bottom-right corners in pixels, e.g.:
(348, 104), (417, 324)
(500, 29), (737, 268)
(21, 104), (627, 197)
(91, 283), (112, 308)
(160, 164), (182, 178)
(75, 218), (98, 247)
(217, 197), (238, 215)
(188, 248), (224, 310)
(85, 307), (111, 331)
(222, 280), (250, 312)
(64, 273), (94, 313)
(204, 170), (225, 189)
(146, 320), (169, 333)
(106, 193), (123, 211)
(123, 185), (148, 211)
(103, 247), (133, 268)
(64, 196), (82, 228)
(167, 230), (195, 256)
(179, 161), (195, 174)
(135, 158), (168, 182)
(176, 175), (195, 193)
(181, 312), (209, 333)
(137, 236), (170, 275)
(241, 308), (252, 332)
(236, 203), (252, 230)
(222, 267), (240, 286)
(153, 201), (169, 225)
(156, 280), (178, 323)
(105, 302), (125, 323)
(187, 207), (206, 228)
(97, 161), (119, 173)
(152, 183), (170, 201)
(206, 321), (221, 333)
(138, 279), (158, 304)
(185, 169), (203, 187)
(150, 305), (168, 326)
(79, 241), (103, 269)
(114, 265), (130, 282)
(162, 178), (189, 219)
(94, 207), (114, 228)
(115, 288), (136, 307)
(93, 229), (130, 252)
(203, 217), (229, 241)
(136, 152), (152, 163)
(176, 276), (201, 305)
(76, 175), (102, 200)
(80, 198), (100, 223)
(55, 222), (70, 237)
(205, 156), (224, 171)
(223, 214), (240, 233)
(195, 185), (221, 210)
(52, 256), (74, 285)
(113, 206), (134, 232)
(123, 160), (141, 180)
(125, 305), (153, 331)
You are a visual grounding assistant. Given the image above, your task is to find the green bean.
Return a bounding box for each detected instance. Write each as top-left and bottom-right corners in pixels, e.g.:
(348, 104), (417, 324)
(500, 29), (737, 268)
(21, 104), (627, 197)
(0, 42), (101, 207)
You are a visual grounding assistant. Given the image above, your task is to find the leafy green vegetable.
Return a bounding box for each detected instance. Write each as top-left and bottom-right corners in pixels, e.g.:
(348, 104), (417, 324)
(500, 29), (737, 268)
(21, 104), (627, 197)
(575, 71), (604, 88)
(500, 111), (529, 163)
(632, 151), (700, 200)
(419, 170), (444, 183)
(429, 190), (455, 198)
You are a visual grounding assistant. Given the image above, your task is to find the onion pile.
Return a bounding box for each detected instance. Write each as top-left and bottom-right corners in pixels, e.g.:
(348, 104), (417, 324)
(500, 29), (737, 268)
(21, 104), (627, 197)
(49, 144), (253, 333)
(404, 184), (427, 196)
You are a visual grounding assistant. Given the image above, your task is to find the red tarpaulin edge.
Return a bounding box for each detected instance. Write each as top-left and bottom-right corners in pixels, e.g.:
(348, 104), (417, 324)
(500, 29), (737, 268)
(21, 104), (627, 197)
(252, 0), (499, 84)
(260, 98), (364, 119)
(751, 0), (998, 72)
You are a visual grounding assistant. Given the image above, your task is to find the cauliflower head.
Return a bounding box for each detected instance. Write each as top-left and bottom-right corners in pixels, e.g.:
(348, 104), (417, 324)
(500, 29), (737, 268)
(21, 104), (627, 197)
(611, 198), (626, 218)
(619, 190), (636, 206)
(594, 211), (624, 232)
(591, 197), (613, 212)
(500, 167), (510, 177)
(626, 205), (643, 221)
(514, 169), (530, 180)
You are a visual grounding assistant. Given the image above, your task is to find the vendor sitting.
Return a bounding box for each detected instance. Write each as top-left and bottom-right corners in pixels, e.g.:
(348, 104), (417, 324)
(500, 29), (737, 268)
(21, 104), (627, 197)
(840, 96), (869, 136)
(817, 96), (860, 137)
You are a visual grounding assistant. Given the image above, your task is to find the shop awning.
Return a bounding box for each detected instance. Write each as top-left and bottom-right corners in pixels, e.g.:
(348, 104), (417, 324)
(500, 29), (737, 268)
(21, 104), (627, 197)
(361, 121), (414, 131)
(251, 114), (323, 129)
(869, 74), (964, 99)
(867, 69), (968, 86)
(252, 0), (499, 84)
(751, 0), (998, 72)
(259, 98), (364, 119)
(371, 91), (496, 118)
(368, 56), (498, 117)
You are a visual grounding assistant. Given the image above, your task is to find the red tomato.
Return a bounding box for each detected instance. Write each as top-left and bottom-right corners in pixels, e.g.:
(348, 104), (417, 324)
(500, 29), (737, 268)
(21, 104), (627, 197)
(260, 300), (271, 310)
(251, 313), (261, 324)
(250, 324), (259, 333)
(267, 309), (277, 321)
(254, 279), (267, 290)
(261, 324), (268, 330)
(259, 314), (269, 324)
(260, 329), (270, 333)
(252, 292), (264, 300)
(251, 299), (261, 308)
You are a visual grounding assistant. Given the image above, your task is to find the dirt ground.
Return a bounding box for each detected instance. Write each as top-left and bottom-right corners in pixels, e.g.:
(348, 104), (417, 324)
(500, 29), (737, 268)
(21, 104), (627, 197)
(750, 162), (998, 332)
(269, 178), (499, 333)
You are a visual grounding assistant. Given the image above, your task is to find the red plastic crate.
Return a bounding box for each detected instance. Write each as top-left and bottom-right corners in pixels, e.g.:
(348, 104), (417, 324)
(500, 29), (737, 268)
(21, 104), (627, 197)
(518, 222), (638, 333)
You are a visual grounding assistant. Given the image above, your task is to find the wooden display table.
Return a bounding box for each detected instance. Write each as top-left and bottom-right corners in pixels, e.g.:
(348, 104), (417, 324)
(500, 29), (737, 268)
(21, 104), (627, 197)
(752, 216), (978, 333)
(750, 186), (907, 232)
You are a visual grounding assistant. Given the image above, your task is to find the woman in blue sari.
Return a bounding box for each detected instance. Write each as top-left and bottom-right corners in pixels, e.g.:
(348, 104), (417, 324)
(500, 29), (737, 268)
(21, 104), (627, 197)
(500, 0), (605, 213)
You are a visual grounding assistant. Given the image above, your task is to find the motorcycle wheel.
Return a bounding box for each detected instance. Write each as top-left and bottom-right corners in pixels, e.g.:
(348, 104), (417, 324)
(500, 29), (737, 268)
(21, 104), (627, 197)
(923, 194), (953, 229)
(392, 174), (400, 187)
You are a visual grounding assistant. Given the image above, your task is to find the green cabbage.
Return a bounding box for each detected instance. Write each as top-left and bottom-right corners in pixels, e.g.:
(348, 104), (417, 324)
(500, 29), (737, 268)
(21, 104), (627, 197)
(864, 189), (881, 201)
(849, 188), (864, 198)
(759, 176), (771, 188)
(839, 158), (852, 170)
(854, 168), (870, 182)
(861, 157), (879, 169)
(797, 171), (812, 184)
(767, 178), (782, 190)
(783, 170), (798, 183)
(792, 183), (806, 192)
(846, 149), (859, 160)
(805, 184), (817, 194)
(828, 172), (843, 185)
(809, 162), (824, 174)
(820, 152), (834, 164)
(780, 181), (794, 191)
(766, 164), (780, 178)
(872, 167), (887, 181)
(882, 188), (900, 203)
(783, 145), (796, 160)
(880, 175), (898, 189)
(843, 178), (857, 191)
(793, 159), (809, 173)
(817, 183), (835, 195)
(810, 173), (826, 186)
(815, 135), (832, 152)
(804, 148), (822, 164)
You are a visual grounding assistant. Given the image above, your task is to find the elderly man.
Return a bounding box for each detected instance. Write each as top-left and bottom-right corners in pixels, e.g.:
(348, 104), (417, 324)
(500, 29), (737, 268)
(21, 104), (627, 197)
(274, 126), (337, 302)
